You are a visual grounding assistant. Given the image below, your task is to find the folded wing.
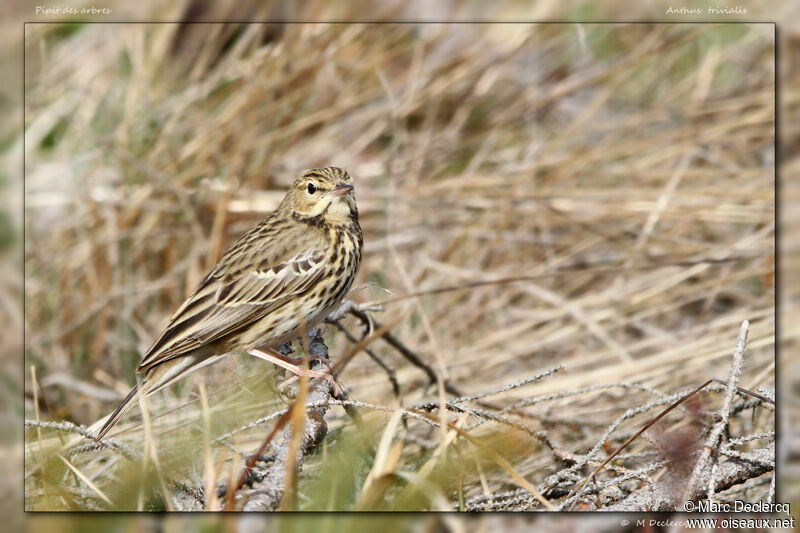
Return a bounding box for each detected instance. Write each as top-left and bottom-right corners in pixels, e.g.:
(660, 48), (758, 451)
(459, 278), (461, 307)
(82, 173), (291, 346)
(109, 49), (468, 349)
(137, 242), (326, 372)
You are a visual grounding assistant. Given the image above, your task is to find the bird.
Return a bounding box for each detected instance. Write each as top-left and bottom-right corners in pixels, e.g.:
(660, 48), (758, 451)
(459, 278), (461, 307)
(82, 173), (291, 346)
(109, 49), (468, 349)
(95, 167), (363, 440)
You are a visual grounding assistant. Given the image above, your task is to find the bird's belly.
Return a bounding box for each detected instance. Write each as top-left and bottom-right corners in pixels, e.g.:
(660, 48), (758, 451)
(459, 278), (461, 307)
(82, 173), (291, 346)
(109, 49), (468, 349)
(238, 294), (339, 350)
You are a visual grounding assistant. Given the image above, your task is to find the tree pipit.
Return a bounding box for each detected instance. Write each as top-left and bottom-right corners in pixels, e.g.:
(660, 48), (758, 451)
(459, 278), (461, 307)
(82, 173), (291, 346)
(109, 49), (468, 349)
(96, 167), (362, 439)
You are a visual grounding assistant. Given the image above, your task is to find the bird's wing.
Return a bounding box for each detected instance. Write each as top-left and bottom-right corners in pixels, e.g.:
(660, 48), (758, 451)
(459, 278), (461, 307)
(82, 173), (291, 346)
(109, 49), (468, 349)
(138, 227), (327, 372)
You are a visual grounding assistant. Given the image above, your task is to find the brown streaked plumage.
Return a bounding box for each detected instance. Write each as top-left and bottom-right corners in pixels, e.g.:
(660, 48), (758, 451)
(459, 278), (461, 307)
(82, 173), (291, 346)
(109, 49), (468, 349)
(96, 167), (362, 440)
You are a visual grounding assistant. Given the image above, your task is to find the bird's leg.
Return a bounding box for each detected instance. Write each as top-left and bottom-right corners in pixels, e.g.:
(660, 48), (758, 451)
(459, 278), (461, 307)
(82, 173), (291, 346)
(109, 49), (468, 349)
(248, 347), (332, 376)
(248, 346), (339, 398)
(261, 343), (331, 368)
(276, 372), (342, 398)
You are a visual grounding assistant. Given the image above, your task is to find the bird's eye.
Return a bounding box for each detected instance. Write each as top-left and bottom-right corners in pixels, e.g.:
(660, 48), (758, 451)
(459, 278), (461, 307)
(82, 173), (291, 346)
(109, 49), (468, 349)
(307, 183), (317, 194)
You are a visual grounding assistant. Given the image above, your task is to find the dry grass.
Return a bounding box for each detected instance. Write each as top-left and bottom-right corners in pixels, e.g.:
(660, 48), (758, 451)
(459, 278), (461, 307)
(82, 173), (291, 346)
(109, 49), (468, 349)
(23, 21), (774, 511)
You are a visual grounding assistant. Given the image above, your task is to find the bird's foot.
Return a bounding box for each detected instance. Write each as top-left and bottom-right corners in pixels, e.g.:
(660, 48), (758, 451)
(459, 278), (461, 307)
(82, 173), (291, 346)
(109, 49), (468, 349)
(249, 347), (330, 368)
(249, 347), (339, 395)
(276, 370), (342, 398)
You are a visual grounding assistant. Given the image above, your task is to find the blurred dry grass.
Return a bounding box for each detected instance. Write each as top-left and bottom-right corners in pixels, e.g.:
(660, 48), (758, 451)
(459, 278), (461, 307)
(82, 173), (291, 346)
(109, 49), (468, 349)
(22, 20), (776, 512)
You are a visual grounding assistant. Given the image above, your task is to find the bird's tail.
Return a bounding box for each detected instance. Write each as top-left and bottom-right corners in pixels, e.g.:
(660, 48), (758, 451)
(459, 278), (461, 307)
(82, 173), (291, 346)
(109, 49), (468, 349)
(95, 353), (226, 440)
(94, 363), (177, 440)
(95, 383), (142, 441)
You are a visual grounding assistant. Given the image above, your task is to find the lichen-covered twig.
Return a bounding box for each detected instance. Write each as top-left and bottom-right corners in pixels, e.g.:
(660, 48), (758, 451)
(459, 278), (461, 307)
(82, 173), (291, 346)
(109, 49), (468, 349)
(24, 420), (141, 461)
(235, 328), (333, 511)
(603, 443), (774, 512)
(685, 319), (749, 503)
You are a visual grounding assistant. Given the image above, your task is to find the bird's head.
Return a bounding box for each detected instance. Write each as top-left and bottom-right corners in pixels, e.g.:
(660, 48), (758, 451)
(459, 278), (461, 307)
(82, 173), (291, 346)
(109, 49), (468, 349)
(285, 167), (358, 226)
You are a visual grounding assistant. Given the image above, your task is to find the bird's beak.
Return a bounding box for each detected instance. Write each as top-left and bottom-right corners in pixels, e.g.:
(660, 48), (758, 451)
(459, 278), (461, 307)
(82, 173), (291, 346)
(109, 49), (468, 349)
(328, 183), (354, 197)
